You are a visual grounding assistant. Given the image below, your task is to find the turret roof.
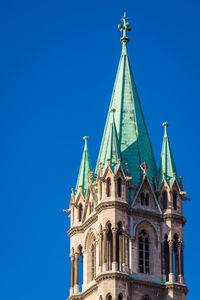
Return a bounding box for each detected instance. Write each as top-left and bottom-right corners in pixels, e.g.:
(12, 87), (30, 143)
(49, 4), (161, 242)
(75, 136), (92, 197)
(158, 122), (177, 187)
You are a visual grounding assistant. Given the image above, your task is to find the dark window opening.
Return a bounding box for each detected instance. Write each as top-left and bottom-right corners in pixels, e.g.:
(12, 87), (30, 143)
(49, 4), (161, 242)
(140, 192), (145, 205)
(162, 191), (168, 210)
(173, 191), (177, 210)
(117, 177), (122, 197)
(106, 177), (111, 197)
(79, 203), (83, 221)
(145, 194), (149, 206)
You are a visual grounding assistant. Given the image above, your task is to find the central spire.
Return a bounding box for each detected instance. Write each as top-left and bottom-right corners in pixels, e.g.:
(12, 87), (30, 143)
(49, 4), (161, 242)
(96, 14), (157, 200)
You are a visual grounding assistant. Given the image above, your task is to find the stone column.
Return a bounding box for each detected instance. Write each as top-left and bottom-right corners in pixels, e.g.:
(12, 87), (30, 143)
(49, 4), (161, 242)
(125, 233), (128, 266)
(112, 227), (118, 271)
(99, 231), (102, 267)
(70, 255), (75, 296)
(71, 255), (75, 288)
(122, 231), (125, 265)
(168, 239), (174, 282)
(74, 252), (79, 293)
(178, 241), (184, 283)
(102, 228), (107, 271)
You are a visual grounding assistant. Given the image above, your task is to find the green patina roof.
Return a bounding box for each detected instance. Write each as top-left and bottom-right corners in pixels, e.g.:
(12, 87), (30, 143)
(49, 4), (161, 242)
(96, 15), (157, 192)
(158, 123), (177, 187)
(75, 136), (92, 197)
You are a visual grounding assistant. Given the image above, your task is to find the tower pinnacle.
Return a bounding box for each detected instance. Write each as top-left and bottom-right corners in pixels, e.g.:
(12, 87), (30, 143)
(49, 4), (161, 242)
(118, 12), (132, 43)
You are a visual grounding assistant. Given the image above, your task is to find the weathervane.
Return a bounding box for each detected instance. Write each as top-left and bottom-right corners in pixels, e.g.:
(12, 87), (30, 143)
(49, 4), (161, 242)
(118, 12), (132, 43)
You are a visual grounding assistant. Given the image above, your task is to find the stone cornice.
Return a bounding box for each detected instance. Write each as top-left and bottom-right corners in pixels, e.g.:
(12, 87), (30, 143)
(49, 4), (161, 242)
(163, 213), (186, 225)
(131, 208), (162, 220)
(96, 200), (130, 214)
(165, 282), (189, 294)
(67, 214), (98, 237)
(67, 272), (188, 299)
(67, 282), (97, 300)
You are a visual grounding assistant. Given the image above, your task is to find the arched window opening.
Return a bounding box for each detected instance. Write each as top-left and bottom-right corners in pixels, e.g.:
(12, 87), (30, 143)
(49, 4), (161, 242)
(173, 234), (179, 282)
(78, 246), (83, 292)
(140, 192), (145, 205)
(107, 223), (113, 270)
(164, 235), (169, 281)
(99, 296), (103, 300)
(139, 230), (150, 274)
(106, 294), (112, 300)
(145, 194), (149, 206)
(173, 191), (177, 210)
(106, 177), (111, 197)
(89, 202), (91, 214)
(117, 177), (122, 197)
(162, 191), (168, 210)
(116, 222), (123, 271)
(118, 294), (123, 300)
(79, 203), (83, 221)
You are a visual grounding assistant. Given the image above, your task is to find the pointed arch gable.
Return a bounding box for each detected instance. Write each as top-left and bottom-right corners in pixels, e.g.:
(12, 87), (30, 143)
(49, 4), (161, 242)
(114, 164), (126, 180)
(159, 178), (170, 193)
(102, 164), (114, 180)
(171, 178), (181, 193)
(132, 175), (162, 213)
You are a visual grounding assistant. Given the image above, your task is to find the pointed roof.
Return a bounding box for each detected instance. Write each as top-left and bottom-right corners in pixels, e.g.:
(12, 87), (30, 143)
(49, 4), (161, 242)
(75, 136), (92, 197)
(101, 109), (122, 172)
(96, 13), (157, 192)
(158, 122), (177, 187)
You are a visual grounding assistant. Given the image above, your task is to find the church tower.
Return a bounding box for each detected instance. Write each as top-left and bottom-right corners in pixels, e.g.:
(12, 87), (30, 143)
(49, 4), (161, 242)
(65, 13), (189, 300)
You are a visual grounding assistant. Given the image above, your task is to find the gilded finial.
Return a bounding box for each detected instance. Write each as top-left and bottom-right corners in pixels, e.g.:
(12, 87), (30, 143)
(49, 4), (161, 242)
(118, 12), (132, 43)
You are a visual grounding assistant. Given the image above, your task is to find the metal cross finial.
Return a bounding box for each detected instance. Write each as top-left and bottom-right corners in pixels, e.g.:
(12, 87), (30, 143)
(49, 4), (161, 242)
(118, 12), (132, 43)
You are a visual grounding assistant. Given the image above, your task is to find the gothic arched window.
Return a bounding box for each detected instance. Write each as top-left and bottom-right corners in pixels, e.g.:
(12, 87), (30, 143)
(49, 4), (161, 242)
(117, 177), (122, 197)
(145, 193), (149, 206)
(173, 191), (177, 210)
(162, 191), (168, 210)
(118, 294), (123, 300)
(79, 203), (83, 221)
(106, 177), (111, 197)
(139, 230), (150, 274)
(140, 192), (145, 205)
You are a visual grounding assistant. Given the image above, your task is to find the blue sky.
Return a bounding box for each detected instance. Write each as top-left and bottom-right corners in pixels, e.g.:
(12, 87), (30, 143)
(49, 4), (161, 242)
(0, 0), (199, 299)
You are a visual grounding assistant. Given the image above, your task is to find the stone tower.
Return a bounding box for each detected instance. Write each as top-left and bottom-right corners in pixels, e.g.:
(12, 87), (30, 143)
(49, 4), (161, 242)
(65, 13), (189, 300)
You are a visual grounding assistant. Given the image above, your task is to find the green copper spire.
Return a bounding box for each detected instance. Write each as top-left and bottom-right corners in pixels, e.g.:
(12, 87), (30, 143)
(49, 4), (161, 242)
(158, 122), (177, 187)
(101, 109), (122, 171)
(75, 136), (92, 197)
(96, 13), (157, 194)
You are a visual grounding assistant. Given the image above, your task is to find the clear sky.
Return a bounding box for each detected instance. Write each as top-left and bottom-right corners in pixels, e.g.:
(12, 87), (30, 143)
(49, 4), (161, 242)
(0, 0), (199, 299)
